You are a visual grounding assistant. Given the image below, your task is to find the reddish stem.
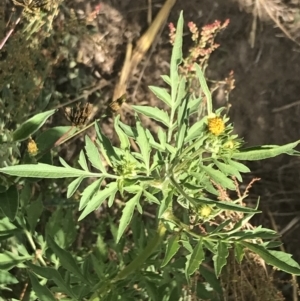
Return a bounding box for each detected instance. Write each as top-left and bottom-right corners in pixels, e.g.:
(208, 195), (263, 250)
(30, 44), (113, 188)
(0, 9), (23, 50)
(54, 126), (75, 147)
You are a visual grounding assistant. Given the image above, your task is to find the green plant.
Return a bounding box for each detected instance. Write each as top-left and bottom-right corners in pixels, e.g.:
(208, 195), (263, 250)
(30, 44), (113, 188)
(0, 0), (64, 169)
(0, 12), (300, 301)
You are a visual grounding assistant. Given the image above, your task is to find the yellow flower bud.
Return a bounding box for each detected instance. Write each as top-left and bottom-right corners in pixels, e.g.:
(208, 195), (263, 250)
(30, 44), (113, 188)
(27, 138), (38, 157)
(223, 140), (235, 149)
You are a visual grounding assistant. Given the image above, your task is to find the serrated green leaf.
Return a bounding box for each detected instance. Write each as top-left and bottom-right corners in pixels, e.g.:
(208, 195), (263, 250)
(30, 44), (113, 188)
(165, 143), (177, 155)
(132, 106), (170, 127)
(13, 109), (56, 142)
(232, 140), (300, 161)
(118, 121), (137, 138)
(157, 127), (166, 150)
(149, 86), (171, 107)
(117, 191), (142, 242)
(143, 190), (160, 205)
(176, 95), (188, 152)
(187, 96), (202, 115)
(144, 279), (160, 301)
(199, 265), (223, 295)
(145, 128), (165, 152)
(61, 210), (78, 249)
(241, 241), (300, 275)
(161, 234), (180, 267)
(149, 140), (165, 152)
(174, 77), (187, 110)
(229, 228), (278, 240)
(226, 159), (250, 173)
(185, 118), (206, 142)
(136, 202), (143, 214)
(133, 152), (144, 162)
(19, 182), (31, 207)
(85, 135), (105, 172)
(213, 241), (229, 277)
(17, 243), (30, 258)
(170, 11), (183, 104)
(247, 226), (277, 236)
(0, 270), (18, 285)
(95, 122), (119, 166)
(176, 120), (187, 152)
(26, 198), (43, 232)
(45, 208), (76, 249)
(210, 219), (232, 235)
(203, 240), (216, 254)
(263, 241), (283, 249)
(0, 217), (18, 232)
(80, 263), (94, 295)
(0, 251), (31, 270)
(214, 160), (242, 182)
(158, 189), (173, 218)
(136, 121), (151, 173)
(181, 239), (193, 253)
(114, 115), (130, 150)
(177, 89), (188, 126)
(79, 178), (103, 210)
(201, 165), (235, 190)
(47, 235), (89, 284)
(0, 185), (19, 221)
(59, 156), (71, 168)
(225, 211), (257, 235)
(0, 163), (97, 178)
(79, 181), (118, 220)
(194, 64), (212, 115)
(202, 180), (219, 196)
(78, 150), (89, 171)
(184, 253), (192, 284)
(161, 74), (171, 86)
(195, 197), (259, 213)
(123, 185), (142, 194)
(108, 186), (117, 207)
(27, 262), (55, 279)
(27, 262), (76, 298)
(234, 243), (245, 264)
(90, 254), (105, 279)
(67, 176), (84, 198)
(187, 238), (205, 275)
(28, 271), (56, 301)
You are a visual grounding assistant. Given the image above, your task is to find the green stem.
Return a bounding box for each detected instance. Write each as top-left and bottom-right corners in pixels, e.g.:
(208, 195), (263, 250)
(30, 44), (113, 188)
(24, 230), (47, 267)
(89, 221), (167, 301)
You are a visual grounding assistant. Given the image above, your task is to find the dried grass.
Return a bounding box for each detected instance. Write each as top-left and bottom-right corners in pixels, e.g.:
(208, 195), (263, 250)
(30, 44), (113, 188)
(221, 249), (286, 301)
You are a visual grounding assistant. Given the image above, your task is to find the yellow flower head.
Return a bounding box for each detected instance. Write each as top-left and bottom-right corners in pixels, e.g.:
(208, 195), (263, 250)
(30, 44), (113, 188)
(207, 116), (225, 136)
(27, 138), (38, 157)
(223, 140), (235, 149)
(198, 205), (212, 218)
